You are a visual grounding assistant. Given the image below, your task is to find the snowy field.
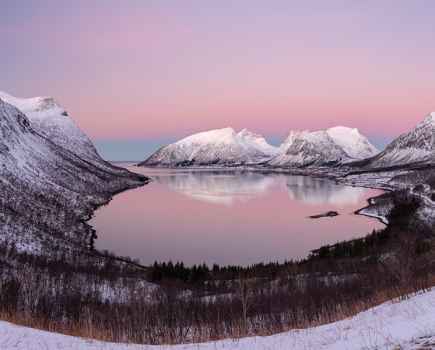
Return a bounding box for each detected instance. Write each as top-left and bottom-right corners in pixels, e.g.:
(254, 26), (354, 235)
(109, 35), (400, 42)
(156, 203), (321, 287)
(1, 289), (435, 350)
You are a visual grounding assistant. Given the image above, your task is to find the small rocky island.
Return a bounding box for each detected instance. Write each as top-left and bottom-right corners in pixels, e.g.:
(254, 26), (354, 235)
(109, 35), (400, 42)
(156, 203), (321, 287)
(309, 211), (339, 219)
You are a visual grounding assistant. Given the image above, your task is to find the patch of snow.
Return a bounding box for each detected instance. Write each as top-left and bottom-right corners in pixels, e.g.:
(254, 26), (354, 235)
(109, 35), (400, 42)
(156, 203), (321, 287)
(357, 207), (389, 225)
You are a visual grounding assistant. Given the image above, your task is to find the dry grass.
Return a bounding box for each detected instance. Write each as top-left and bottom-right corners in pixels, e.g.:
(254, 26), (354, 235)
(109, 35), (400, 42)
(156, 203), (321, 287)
(1, 275), (434, 346)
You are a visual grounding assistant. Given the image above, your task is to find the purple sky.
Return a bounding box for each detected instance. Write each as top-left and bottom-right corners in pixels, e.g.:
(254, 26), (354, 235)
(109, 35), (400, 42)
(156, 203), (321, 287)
(2, 1), (435, 159)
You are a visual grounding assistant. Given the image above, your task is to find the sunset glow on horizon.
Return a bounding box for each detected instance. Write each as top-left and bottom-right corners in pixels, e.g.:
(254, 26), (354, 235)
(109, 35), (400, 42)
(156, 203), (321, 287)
(3, 0), (435, 158)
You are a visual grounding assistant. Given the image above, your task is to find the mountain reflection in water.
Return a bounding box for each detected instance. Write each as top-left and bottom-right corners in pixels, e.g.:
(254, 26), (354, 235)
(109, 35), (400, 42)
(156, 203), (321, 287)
(153, 171), (366, 206)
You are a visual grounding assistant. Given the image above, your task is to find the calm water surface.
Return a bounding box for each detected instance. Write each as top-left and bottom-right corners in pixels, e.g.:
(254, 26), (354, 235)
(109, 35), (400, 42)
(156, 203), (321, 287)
(92, 165), (384, 266)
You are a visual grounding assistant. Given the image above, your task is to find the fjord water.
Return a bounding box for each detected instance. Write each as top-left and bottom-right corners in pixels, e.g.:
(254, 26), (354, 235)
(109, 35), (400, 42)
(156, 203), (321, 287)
(92, 166), (384, 266)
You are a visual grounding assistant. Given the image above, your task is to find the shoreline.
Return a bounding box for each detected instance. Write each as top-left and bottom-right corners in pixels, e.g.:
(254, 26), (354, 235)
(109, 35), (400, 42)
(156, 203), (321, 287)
(354, 205), (389, 225)
(3, 163), (431, 347)
(138, 163), (396, 224)
(80, 169), (152, 269)
(92, 164), (394, 268)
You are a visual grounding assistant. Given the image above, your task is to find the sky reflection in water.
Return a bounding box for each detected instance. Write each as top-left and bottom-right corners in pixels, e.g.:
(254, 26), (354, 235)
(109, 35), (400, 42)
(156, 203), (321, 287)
(92, 167), (384, 266)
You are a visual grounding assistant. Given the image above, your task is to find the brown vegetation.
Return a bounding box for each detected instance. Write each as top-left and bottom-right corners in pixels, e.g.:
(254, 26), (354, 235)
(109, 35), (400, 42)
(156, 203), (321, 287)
(1, 222), (434, 345)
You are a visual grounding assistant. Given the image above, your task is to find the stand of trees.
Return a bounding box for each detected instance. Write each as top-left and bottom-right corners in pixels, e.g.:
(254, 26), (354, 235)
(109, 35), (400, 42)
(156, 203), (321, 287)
(1, 221), (434, 344)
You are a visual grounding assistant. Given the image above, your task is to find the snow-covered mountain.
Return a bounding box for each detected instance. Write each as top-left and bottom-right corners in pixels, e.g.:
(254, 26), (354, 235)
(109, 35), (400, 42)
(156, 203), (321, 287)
(139, 127), (279, 167)
(359, 113), (435, 169)
(269, 126), (378, 168)
(0, 91), (105, 166)
(326, 126), (378, 159)
(0, 97), (146, 254)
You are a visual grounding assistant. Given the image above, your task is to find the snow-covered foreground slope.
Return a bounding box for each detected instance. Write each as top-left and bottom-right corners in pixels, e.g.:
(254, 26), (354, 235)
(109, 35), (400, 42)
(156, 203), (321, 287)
(1, 289), (434, 350)
(139, 128), (279, 167)
(0, 91), (108, 166)
(360, 113), (435, 169)
(269, 126), (378, 168)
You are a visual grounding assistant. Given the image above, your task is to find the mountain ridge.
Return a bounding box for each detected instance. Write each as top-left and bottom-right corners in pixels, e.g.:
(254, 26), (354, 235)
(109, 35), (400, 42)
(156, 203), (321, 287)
(269, 126), (379, 168)
(0, 91), (107, 167)
(352, 112), (435, 170)
(139, 127), (279, 167)
(140, 125), (378, 168)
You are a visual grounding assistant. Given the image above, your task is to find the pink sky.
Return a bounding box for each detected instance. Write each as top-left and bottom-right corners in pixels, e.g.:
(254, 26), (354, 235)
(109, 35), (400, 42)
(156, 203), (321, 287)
(3, 1), (435, 144)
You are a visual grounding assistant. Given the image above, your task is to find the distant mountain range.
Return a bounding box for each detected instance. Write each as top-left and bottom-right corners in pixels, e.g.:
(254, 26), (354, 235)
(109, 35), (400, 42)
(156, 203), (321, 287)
(139, 114), (435, 170)
(3, 88), (435, 178)
(139, 126), (379, 168)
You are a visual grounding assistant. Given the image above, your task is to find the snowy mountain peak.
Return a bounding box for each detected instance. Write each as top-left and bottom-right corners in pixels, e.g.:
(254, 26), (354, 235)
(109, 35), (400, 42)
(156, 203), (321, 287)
(176, 127), (237, 146)
(34, 97), (61, 112)
(420, 112), (435, 126)
(139, 127), (278, 167)
(327, 126), (359, 136)
(363, 112), (435, 168)
(0, 91), (65, 116)
(236, 128), (279, 155)
(269, 126), (378, 168)
(0, 90), (104, 164)
(237, 128), (261, 138)
(280, 130), (319, 148)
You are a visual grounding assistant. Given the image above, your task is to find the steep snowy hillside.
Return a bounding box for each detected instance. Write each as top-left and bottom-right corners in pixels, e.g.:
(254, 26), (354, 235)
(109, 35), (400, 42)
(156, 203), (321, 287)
(359, 113), (435, 169)
(1, 289), (434, 349)
(0, 97), (146, 255)
(269, 127), (378, 168)
(139, 128), (279, 167)
(0, 91), (107, 166)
